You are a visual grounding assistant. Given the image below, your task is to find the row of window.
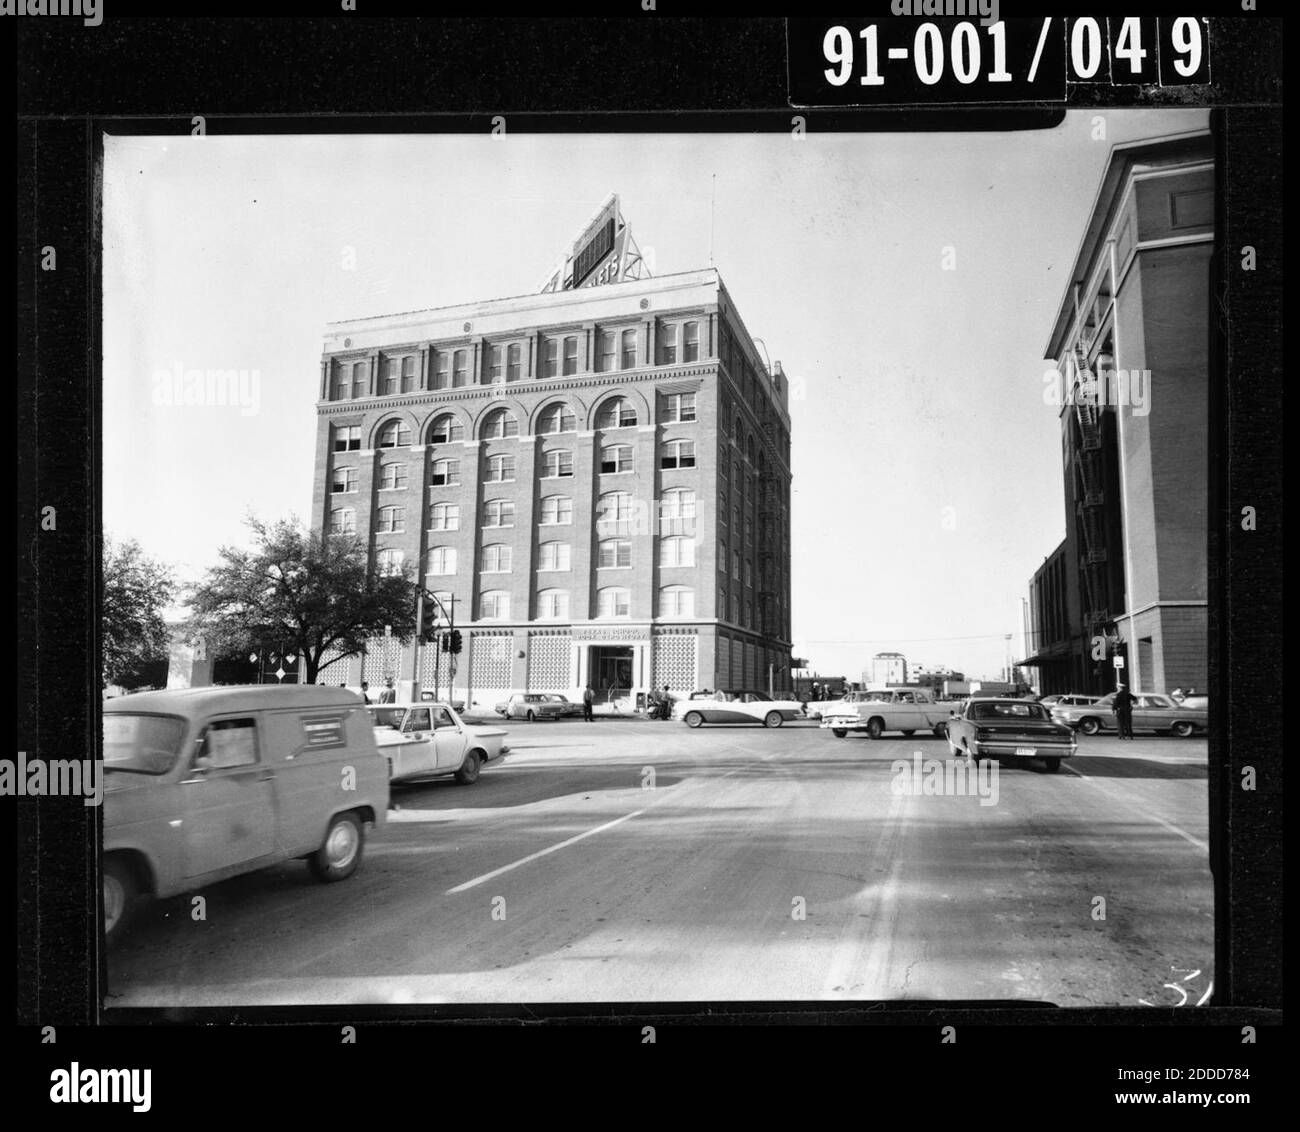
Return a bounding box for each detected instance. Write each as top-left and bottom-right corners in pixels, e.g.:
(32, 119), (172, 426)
(398, 536), (698, 575)
(396, 585), (696, 622)
(335, 440), (697, 493)
(330, 324), (703, 400)
(330, 489), (698, 534)
(331, 394), (697, 454)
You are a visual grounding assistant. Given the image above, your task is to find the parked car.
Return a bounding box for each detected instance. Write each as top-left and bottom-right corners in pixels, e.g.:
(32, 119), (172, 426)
(820, 688), (951, 739)
(494, 692), (584, 721)
(1051, 692), (1207, 737)
(367, 702), (509, 783)
(806, 688), (873, 721)
(102, 685), (388, 946)
(945, 697), (1078, 772)
(675, 690), (808, 729)
(1040, 693), (1102, 709)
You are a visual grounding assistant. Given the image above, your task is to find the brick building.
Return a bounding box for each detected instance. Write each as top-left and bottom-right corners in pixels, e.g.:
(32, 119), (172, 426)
(310, 201), (793, 707)
(1021, 130), (1212, 695)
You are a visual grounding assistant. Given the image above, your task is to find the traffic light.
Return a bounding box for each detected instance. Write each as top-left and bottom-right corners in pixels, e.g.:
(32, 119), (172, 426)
(449, 629), (463, 655)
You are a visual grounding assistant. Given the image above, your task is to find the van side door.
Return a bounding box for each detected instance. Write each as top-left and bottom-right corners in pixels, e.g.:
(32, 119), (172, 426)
(180, 715), (277, 878)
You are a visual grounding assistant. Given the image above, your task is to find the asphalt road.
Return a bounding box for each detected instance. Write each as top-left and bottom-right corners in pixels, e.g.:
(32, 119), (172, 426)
(106, 719), (1213, 1008)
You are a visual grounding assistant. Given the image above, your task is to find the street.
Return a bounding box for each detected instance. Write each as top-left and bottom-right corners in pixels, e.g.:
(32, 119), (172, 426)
(106, 719), (1213, 1008)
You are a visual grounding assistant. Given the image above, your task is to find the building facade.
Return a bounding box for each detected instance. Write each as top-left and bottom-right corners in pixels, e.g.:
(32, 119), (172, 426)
(867, 652), (908, 687)
(310, 264), (793, 708)
(1021, 130), (1212, 696)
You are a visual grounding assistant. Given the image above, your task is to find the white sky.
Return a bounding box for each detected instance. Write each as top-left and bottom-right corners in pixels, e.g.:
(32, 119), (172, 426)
(103, 108), (1208, 682)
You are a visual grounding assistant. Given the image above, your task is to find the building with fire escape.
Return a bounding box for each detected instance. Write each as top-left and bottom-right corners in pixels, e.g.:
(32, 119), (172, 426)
(1021, 130), (1213, 696)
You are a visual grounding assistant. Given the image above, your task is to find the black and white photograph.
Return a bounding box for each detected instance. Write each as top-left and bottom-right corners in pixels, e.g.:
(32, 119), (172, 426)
(98, 109), (1218, 1006)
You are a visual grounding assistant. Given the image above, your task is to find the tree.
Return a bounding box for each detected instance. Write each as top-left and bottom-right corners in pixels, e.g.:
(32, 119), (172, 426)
(103, 536), (176, 688)
(188, 516), (418, 685)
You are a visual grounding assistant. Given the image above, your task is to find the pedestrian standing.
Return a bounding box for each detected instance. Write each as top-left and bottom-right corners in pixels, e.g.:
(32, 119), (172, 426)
(379, 677), (396, 704)
(360, 680), (372, 705)
(1113, 683), (1136, 739)
(582, 684), (594, 722)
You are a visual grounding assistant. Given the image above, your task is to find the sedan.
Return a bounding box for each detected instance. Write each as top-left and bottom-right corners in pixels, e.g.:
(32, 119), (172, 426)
(494, 693), (585, 721)
(366, 702), (508, 784)
(1052, 693), (1207, 737)
(946, 697), (1077, 772)
(674, 690), (808, 729)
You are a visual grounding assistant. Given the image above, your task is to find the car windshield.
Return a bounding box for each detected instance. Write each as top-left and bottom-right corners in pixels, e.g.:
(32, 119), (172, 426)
(367, 707), (405, 730)
(544, 695), (570, 703)
(103, 713), (187, 775)
(971, 702), (1050, 721)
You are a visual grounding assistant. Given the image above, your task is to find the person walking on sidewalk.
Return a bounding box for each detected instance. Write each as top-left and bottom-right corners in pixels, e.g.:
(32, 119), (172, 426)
(582, 684), (594, 722)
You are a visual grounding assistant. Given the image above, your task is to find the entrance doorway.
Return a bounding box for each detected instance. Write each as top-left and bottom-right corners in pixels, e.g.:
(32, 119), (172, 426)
(590, 646), (634, 703)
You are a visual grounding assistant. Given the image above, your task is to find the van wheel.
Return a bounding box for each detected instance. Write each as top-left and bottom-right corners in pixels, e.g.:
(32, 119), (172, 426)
(1079, 717), (1101, 735)
(103, 857), (139, 946)
(454, 750), (482, 785)
(866, 717), (885, 740)
(764, 711), (783, 729)
(309, 813), (364, 882)
(831, 728), (847, 738)
(1171, 721), (1194, 738)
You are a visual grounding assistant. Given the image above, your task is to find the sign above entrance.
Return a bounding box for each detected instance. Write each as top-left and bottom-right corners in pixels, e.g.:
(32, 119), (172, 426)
(573, 625), (651, 644)
(537, 193), (652, 294)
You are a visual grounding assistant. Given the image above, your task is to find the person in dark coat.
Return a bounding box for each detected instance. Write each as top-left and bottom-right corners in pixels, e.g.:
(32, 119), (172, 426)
(1112, 684), (1136, 739)
(582, 684), (594, 722)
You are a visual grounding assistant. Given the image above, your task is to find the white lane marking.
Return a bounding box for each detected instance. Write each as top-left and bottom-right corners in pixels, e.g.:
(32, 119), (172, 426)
(442, 742), (784, 894)
(446, 809), (647, 893)
(1063, 765), (1208, 850)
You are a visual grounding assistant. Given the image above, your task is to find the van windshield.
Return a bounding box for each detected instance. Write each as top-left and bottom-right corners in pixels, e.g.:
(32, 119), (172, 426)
(103, 713), (187, 775)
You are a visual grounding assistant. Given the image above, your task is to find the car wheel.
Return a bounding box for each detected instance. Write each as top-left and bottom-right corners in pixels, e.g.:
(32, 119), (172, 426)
(1171, 721), (1194, 738)
(866, 717), (885, 740)
(1044, 756), (1061, 773)
(454, 750), (482, 785)
(526, 710), (535, 722)
(103, 856), (139, 947)
(831, 728), (847, 739)
(684, 711), (704, 729)
(309, 812), (364, 882)
(764, 711), (784, 729)
(933, 723), (947, 739)
(1079, 717), (1101, 736)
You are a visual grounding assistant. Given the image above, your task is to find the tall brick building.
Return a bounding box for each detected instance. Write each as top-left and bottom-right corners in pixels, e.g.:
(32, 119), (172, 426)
(310, 199), (793, 707)
(1021, 130), (1212, 695)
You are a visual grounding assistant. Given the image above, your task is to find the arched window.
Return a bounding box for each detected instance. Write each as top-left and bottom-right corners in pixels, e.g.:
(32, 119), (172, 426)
(430, 458), (460, 486)
(659, 536), (695, 568)
(329, 508), (355, 536)
(537, 402), (576, 434)
(378, 463), (407, 491)
(426, 546), (457, 575)
(482, 499), (515, 528)
(660, 585), (695, 618)
(597, 538), (631, 569)
(541, 449), (574, 478)
(479, 590), (510, 620)
(482, 407), (519, 439)
(596, 397), (637, 429)
(537, 589), (570, 620)
(376, 548), (405, 577)
(596, 587), (631, 619)
(378, 419), (411, 448)
(539, 495), (572, 525)
(481, 544), (513, 573)
(661, 440), (695, 470)
(376, 506), (405, 534)
(484, 454), (516, 483)
(428, 502), (459, 531)
(661, 488), (696, 521)
(597, 491), (634, 524)
(600, 444), (633, 475)
(429, 413), (464, 444)
(537, 541), (571, 571)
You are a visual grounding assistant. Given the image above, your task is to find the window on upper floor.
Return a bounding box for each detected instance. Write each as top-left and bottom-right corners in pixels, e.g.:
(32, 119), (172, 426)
(596, 397), (637, 429)
(660, 585), (695, 618)
(426, 546), (457, 575)
(537, 588), (570, 620)
(596, 587), (631, 619)
(378, 420), (411, 448)
(484, 453), (516, 483)
(659, 392), (697, 424)
(331, 467), (358, 494)
(661, 440), (696, 470)
(598, 538), (631, 569)
(428, 414), (464, 444)
(541, 449), (574, 478)
(376, 548), (405, 577)
(481, 544), (513, 573)
(429, 502), (459, 531)
(452, 349), (469, 387)
(479, 590), (511, 620)
(537, 403), (576, 435)
(539, 495), (572, 525)
(482, 408), (519, 439)
(379, 463), (407, 491)
(597, 491), (634, 524)
(351, 362), (368, 399)
(376, 506), (405, 534)
(620, 328), (637, 370)
(333, 425), (361, 452)
(600, 445), (633, 475)
(483, 499), (515, 528)
(659, 536), (695, 568)
(537, 541), (572, 572)
(329, 508), (356, 536)
(430, 458), (459, 487)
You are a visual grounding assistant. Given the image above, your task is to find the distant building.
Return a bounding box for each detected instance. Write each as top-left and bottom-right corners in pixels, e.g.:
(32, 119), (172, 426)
(310, 196), (794, 706)
(867, 652), (908, 687)
(1021, 130), (1211, 696)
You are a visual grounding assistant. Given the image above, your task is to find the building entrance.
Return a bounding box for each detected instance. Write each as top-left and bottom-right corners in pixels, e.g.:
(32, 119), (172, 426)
(590, 646), (634, 703)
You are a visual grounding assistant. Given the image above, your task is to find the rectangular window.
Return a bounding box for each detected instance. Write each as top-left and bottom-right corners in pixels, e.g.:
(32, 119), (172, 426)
(383, 358), (400, 395)
(506, 343), (522, 382)
(434, 351), (450, 389)
(620, 328), (637, 370)
(485, 454), (516, 482)
(660, 324), (677, 365)
(452, 350), (468, 387)
(543, 338), (559, 378)
(543, 450), (574, 478)
(401, 356), (417, 392)
(597, 331), (617, 373)
(540, 497), (572, 525)
(600, 447), (633, 475)
(683, 321), (700, 362)
(538, 590), (570, 620)
(563, 336), (578, 375)
(538, 543), (572, 571)
(431, 460), (460, 486)
(482, 546), (513, 573)
(377, 507), (405, 534)
(197, 718), (258, 769)
(487, 345), (504, 384)
(379, 464), (407, 491)
(598, 540), (632, 569)
(333, 426), (361, 452)
(429, 504), (459, 531)
(331, 468), (358, 494)
(480, 592), (510, 620)
(426, 547), (457, 575)
(484, 501), (515, 527)
(660, 393), (697, 424)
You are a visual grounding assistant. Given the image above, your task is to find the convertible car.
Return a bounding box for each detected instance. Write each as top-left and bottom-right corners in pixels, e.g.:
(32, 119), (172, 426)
(674, 690), (808, 729)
